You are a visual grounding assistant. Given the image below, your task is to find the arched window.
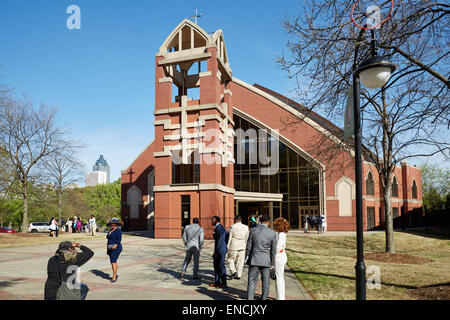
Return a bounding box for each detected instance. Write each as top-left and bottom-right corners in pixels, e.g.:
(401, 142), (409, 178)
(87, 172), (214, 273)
(366, 171), (374, 195)
(127, 186), (142, 219)
(392, 176), (399, 197)
(412, 180), (418, 199)
(336, 177), (354, 217)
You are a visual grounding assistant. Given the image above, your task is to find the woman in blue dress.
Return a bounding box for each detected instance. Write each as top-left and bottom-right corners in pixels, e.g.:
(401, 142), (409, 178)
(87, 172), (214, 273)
(106, 218), (122, 283)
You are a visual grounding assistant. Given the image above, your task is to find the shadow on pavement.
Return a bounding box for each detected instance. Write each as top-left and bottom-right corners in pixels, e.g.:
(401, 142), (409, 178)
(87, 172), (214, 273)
(90, 269), (111, 280)
(157, 266), (262, 300)
(0, 281), (13, 288)
(195, 286), (238, 300)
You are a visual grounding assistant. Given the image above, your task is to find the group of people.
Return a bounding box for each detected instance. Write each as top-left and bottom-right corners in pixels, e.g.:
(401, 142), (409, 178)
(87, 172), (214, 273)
(48, 215), (97, 237)
(45, 213), (290, 300)
(304, 214), (327, 234)
(44, 217), (123, 300)
(181, 213), (290, 300)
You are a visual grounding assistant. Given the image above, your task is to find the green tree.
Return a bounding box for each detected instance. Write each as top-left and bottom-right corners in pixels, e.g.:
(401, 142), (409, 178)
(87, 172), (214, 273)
(423, 187), (444, 211)
(0, 197), (22, 228)
(420, 162), (449, 211)
(83, 179), (121, 225)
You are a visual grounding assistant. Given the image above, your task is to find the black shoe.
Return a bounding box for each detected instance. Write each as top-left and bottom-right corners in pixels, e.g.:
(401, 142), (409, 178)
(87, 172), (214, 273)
(228, 272), (237, 280)
(235, 277), (241, 280)
(193, 276), (201, 280)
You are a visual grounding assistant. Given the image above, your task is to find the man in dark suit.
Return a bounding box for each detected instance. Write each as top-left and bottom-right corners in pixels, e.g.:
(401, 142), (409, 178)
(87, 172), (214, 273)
(209, 216), (229, 288)
(245, 214), (277, 300)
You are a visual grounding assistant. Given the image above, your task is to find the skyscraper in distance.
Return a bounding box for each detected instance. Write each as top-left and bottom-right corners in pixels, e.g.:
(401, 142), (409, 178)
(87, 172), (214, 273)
(85, 155), (110, 186)
(93, 155), (110, 183)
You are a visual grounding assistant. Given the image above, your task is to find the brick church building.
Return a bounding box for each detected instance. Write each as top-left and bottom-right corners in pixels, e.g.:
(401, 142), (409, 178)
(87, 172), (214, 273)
(121, 19), (423, 239)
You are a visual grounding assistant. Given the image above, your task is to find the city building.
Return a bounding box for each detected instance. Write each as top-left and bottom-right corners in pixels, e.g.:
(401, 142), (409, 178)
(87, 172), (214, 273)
(93, 155), (110, 183)
(85, 155), (110, 186)
(85, 171), (108, 187)
(121, 20), (423, 238)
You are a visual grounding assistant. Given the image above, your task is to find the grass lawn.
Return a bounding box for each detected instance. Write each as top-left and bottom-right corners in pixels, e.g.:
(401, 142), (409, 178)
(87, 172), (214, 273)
(286, 229), (450, 300)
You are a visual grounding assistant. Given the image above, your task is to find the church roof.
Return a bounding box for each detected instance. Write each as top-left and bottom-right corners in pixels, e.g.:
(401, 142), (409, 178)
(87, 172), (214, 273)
(252, 83), (375, 163)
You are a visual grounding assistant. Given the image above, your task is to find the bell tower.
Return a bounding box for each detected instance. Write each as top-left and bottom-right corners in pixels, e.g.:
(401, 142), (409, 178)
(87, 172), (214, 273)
(152, 20), (235, 239)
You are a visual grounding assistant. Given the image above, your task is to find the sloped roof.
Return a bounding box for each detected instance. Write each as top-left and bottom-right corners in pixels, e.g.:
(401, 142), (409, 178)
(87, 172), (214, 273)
(252, 83), (375, 163)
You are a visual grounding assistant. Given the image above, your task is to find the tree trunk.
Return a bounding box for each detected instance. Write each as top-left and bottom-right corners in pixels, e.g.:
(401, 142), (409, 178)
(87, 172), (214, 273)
(383, 181), (395, 253)
(21, 184), (28, 233)
(58, 188), (62, 223)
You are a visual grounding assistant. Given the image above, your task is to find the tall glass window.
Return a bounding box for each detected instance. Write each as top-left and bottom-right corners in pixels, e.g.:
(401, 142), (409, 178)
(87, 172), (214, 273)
(412, 180), (418, 199)
(234, 115), (320, 229)
(366, 171), (374, 195)
(172, 151), (200, 184)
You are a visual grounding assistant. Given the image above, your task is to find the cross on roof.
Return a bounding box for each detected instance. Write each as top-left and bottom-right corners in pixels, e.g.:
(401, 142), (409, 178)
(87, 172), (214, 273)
(127, 168), (134, 182)
(191, 9), (202, 24)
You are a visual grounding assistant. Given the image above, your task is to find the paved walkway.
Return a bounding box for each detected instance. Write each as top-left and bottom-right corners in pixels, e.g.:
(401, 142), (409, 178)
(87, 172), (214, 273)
(0, 234), (311, 300)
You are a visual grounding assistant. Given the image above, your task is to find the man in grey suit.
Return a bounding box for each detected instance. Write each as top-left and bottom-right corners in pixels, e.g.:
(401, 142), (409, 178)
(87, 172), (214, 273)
(245, 214), (277, 300)
(180, 217), (204, 280)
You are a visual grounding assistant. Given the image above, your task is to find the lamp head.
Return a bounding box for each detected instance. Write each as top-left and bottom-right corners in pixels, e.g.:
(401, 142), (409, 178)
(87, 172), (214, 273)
(355, 56), (396, 89)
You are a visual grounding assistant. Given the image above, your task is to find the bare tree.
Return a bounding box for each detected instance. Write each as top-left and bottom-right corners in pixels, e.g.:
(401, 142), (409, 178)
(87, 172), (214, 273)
(278, 0), (449, 252)
(0, 149), (14, 194)
(42, 146), (84, 224)
(0, 95), (65, 232)
(0, 70), (13, 107)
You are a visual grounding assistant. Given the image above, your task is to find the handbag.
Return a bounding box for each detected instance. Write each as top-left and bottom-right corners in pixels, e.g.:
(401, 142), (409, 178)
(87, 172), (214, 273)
(270, 268), (277, 280)
(55, 258), (81, 300)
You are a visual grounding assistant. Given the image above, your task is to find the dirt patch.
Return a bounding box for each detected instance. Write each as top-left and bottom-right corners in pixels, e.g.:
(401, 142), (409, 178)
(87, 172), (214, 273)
(364, 252), (434, 264)
(0, 232), (99, 248)
(6, 233), (48, 238)
(409, 283), (450, 300)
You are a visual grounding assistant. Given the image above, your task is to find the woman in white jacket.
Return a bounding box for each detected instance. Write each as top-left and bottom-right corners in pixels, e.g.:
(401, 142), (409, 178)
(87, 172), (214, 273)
(273, 217), (290, 300)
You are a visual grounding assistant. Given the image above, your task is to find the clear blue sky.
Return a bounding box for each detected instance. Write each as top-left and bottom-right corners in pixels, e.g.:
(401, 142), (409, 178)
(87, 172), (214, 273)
(0, 0), (304, 183)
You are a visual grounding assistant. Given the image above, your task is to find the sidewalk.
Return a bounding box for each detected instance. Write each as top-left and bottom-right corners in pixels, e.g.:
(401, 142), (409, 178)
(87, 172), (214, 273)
(0, 235), (311, 300)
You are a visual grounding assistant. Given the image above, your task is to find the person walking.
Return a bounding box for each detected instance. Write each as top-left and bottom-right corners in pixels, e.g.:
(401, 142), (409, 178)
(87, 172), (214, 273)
(55, 219), (59, 237)
(61, 218), (66, 232)
(106, 218), (122, 283)
(209, 216), (229, 289)
(273, 217), (290, 300)
(180, 217), (204, 280)
(44, 241), (94, 300)
(76, 218), (82, 233)
(304, 215), (309, 233)
(89, 215), (96, 236)
(67, 218), (72, 234)
(245, 214), (277, 300)
(318, 214), (323, 234)
(73, 217), (77, 233)
(123, 216), (129, 232)
(49, 217), (57, 238)
(227, 215), (249, 281)
(322, 214), (327, 233)
(249, 213), (258, 229)
(85, 219), (90, 234)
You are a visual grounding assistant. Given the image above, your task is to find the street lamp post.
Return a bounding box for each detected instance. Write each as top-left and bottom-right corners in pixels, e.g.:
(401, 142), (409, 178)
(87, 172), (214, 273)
(352, 29), (396, 300)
